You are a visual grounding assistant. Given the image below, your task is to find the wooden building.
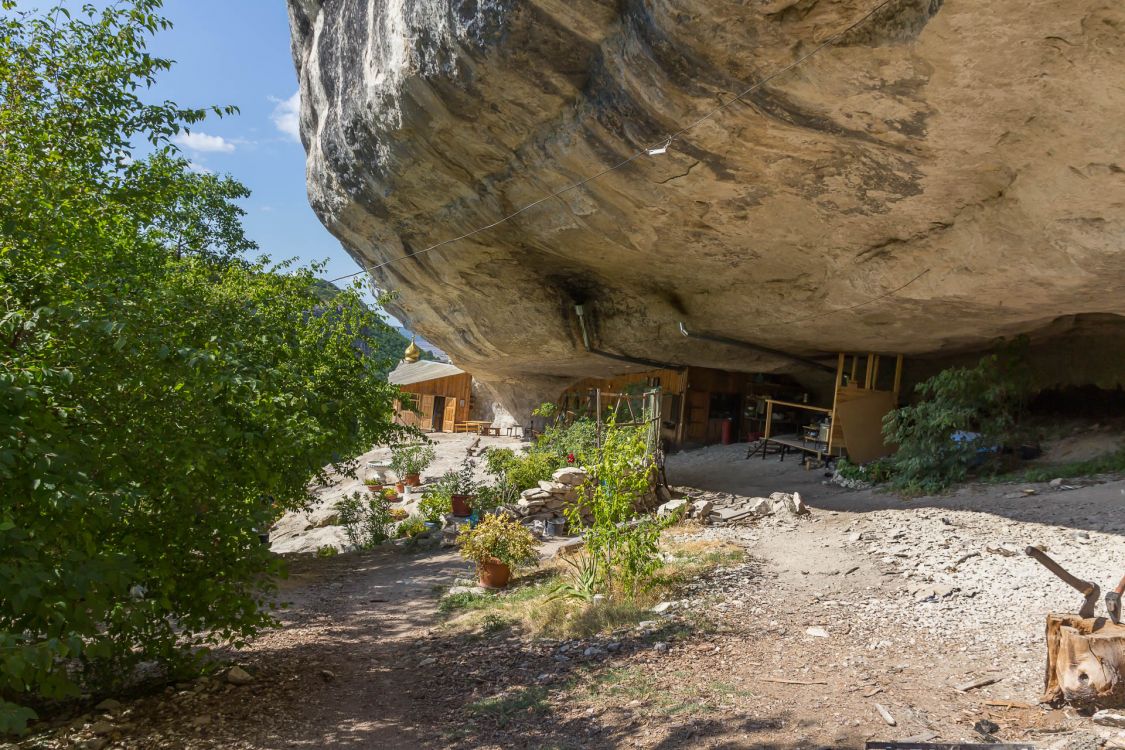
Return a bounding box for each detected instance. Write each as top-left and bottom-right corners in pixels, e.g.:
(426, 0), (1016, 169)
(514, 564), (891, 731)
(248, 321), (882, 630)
(558, 366), (802, 451)
(389, 357), (473, 433)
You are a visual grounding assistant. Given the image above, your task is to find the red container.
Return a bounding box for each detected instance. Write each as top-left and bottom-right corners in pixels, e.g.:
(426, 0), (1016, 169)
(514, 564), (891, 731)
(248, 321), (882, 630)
(721, 418), (734, 445)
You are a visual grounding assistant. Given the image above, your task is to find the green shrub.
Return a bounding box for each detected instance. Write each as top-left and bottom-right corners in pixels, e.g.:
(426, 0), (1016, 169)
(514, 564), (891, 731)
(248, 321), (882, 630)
(458, 514), (541, 570)
(396, 516), (428, 539)
(418, 491), (451, 524)
(835, 457), (895, 485)
(0, 2), (403, 732)
(484, 448), (557, 491)
(884, 342), (1030, 493)
(337, 493), (394, 550)
(566, 419), (667, 598)
(390, 442), (436, 477)
(316, 545), (339, 558)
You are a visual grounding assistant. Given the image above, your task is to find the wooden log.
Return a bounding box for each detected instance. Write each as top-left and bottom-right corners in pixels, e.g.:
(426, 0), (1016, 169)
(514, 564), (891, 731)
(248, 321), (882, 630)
(1043, 613), (1125, 706)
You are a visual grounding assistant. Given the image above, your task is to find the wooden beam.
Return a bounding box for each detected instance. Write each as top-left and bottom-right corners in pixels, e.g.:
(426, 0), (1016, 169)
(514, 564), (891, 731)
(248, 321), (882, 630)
(829, 353), (846, 455)
(864, 352), (875, 389)
(872, 355), (881, 390)
(893, 354), (904, 401)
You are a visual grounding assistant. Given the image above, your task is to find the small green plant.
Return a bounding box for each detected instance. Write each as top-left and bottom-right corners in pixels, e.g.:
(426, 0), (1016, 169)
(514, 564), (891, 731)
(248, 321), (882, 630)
(449, 458), (479, 496)
(531, 402), (558, 419)
(458, 514), (540, 571)
(835, 457), (895, 484)
(472, 482), (518, 512)
(418, 492), (451, 524)
(396, 516), (428, 539)
(390, 442), (436, 478)
(316, 545), (339, 558)
(484, 447), (557, 492)
(566, 418), (669, 598)
(389, 508), (409, 522)
(337, 492), (394, 550)
(548, 554), (602, 602)
(381, 487), (399, 501)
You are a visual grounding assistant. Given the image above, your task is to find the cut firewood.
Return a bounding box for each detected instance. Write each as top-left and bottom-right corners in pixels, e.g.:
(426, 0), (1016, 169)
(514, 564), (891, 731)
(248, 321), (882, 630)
(758, 677), (828, 686)
(984, 700), (1035, 709)
(956, 675), (1001, 692)
(874, 703), (897, 726)
(1042, 613), (1125, 706)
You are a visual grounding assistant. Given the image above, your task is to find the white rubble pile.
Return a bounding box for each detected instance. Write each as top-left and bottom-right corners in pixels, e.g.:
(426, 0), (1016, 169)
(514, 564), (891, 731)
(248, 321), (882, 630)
(660, 489), (811, 524)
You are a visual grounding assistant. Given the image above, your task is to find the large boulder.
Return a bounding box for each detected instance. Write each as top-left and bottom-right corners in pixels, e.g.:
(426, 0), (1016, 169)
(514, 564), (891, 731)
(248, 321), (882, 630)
(289, 0), (1125, 400)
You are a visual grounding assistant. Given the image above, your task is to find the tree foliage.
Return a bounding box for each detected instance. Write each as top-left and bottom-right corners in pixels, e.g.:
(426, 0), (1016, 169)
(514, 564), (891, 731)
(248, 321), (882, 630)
(883, 341), (1031, 493)
(0, 1), (402, 731)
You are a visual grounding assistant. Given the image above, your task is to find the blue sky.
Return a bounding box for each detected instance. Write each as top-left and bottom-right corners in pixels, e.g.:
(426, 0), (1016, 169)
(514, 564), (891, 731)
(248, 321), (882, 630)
(142, 1), (364, 289)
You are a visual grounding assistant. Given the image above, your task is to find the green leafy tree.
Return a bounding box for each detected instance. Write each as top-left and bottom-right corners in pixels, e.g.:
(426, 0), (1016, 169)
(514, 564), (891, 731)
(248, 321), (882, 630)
(883, 341), (1031, 493)
(0, 1), (402, 731)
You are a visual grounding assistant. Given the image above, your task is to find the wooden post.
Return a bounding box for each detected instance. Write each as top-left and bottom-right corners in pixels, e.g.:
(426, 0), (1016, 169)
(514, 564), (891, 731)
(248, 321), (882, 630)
(872, 355), (881, 390)
(892, 354), (904, 402)
(828, 353), (846, 454)
(864, 352), (875, 389)
(595, 388), (602, 449)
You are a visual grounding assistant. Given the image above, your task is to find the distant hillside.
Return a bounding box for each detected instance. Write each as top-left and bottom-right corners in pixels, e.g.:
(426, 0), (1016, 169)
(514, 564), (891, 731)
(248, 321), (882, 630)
(309, 280), (435, 375)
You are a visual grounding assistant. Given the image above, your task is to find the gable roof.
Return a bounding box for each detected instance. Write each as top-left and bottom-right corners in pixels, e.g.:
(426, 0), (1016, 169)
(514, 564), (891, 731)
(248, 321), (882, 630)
(387, 359), (466, 386)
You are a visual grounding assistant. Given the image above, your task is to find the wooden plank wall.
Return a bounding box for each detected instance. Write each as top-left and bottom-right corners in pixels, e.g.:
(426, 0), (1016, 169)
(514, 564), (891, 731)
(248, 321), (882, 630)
(396, 372), (473, 427)
(563, 368), (688, 396)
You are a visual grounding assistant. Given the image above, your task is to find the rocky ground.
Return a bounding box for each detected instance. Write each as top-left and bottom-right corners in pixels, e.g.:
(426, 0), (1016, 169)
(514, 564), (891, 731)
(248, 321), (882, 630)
(269, 432), (523, 554)
(11, 441), (1125, 750)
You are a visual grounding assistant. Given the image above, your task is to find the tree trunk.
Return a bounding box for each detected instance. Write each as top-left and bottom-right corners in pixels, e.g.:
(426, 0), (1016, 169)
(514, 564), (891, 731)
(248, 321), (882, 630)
(1043, 613), (1125, 706)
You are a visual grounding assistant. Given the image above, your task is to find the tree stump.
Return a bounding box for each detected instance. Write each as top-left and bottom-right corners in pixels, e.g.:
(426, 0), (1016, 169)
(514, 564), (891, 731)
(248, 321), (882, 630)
(1043, 613), (1125, 706)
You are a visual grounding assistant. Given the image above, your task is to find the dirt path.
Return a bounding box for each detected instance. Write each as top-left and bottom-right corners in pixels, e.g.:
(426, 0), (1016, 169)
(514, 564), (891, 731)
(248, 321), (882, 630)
(23, 449), (1125, 750)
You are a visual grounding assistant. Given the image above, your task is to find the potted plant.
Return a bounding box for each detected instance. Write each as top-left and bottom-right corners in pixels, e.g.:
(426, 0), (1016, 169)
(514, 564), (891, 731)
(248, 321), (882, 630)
(391, 443), (436, 487)
(448, 459), (478, 517)
(458, 514), (540, 589)
(382, 487), (400, 503)
(418, 491), (450, 528)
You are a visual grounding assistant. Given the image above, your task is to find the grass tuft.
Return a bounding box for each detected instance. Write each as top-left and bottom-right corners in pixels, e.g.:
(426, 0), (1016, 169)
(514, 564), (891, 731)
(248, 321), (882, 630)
(996, 448), (1125, 484)
(467, 686), (550, 727)
(438, 536), (746, 640)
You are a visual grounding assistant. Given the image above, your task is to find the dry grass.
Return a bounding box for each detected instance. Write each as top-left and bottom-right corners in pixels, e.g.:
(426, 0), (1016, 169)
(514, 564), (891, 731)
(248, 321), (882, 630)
(438, 533), (747, 640)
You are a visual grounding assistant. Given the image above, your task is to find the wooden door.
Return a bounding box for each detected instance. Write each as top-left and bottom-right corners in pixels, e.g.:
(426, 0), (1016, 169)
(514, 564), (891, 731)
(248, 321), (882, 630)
(685, 390), (709, 443)
(419, 394), (435, 431)
(442, 397), (457, 433)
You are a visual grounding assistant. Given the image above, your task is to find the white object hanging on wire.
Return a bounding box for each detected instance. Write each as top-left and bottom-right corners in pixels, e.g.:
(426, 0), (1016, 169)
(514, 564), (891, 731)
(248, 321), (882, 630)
(647, 139), (672, 156)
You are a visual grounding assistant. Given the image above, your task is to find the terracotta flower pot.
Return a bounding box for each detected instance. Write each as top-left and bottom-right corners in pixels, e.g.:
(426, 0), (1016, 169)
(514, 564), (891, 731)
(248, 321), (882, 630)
(478, 559), (511, 589)
(365, 483), (383, 494)
(395, 482), (405, 494)
(404, 473), (422, 487)
(451, 493), (473, 517)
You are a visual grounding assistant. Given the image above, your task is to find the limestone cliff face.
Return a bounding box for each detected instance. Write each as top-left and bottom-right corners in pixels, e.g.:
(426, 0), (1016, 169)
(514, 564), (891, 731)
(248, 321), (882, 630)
(288, 0), (1125, 395)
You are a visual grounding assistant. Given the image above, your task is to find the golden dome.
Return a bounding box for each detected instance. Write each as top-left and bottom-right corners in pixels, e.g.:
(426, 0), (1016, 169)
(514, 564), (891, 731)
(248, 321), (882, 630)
(403, 337), (421, 364)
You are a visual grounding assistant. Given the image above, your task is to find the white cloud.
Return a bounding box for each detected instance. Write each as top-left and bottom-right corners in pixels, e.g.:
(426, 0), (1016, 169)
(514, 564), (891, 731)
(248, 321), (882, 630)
(270, 90), (301, 142)
(187, 162), (214, 175)
(172, 131), (235, 153)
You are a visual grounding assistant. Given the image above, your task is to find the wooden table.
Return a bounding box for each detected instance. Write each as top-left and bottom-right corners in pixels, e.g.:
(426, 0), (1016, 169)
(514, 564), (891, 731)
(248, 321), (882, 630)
(747, 399), (834, 461)
(459, 420), (497, 436)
